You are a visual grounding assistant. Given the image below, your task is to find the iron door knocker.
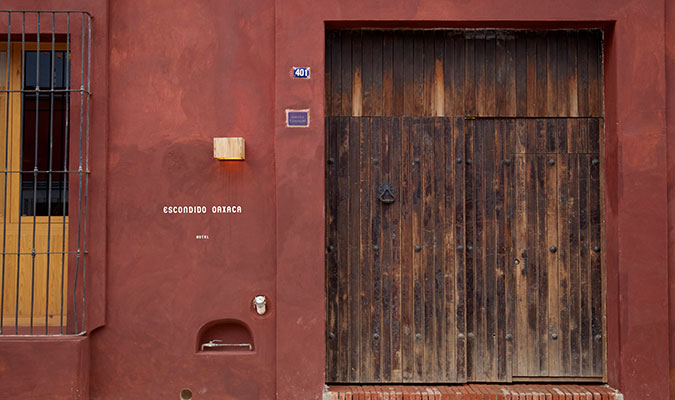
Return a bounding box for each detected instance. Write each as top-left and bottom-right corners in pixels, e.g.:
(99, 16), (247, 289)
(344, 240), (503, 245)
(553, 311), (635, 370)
(378, 182), (395, 204)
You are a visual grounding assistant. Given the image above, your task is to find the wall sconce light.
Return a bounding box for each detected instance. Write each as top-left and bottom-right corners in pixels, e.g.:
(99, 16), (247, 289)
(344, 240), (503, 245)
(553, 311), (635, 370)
(213, 137), (245, 161)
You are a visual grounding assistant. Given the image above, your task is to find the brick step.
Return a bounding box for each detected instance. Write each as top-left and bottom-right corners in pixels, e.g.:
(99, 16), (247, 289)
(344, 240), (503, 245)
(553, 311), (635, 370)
(325, 384), (622, 400)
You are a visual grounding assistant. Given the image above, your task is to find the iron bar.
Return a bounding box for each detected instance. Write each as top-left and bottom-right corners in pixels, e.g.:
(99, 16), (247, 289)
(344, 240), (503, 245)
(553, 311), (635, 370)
(15, 11), (25, 335)
(29, 11), (40, 335)
(81, 14), (91, 333)
(59, 11), (70, 334)
(0, 12), (11, 335)
(45, 11), (56, 333)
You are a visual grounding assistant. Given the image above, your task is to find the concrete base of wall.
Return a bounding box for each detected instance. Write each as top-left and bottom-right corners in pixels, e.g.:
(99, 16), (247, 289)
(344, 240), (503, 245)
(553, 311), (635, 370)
(0, 336), (90, 399)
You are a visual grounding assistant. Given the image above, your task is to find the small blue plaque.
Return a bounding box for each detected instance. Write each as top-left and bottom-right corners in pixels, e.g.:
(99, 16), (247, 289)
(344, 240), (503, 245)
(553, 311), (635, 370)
(286, 109), (310, 127)
(292, 67), (311, 79)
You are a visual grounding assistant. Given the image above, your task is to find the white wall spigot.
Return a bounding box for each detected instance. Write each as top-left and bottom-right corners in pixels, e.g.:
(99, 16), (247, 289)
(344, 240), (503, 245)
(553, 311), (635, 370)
(253, 295), (267, 315)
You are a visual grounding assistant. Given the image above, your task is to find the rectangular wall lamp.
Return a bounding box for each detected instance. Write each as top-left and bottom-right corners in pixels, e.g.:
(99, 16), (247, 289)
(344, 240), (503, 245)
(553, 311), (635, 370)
(213, 137), (245, 161)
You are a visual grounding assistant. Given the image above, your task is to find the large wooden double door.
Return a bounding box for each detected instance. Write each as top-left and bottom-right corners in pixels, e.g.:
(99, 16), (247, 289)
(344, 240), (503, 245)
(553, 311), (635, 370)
(325, 30), (604, 383)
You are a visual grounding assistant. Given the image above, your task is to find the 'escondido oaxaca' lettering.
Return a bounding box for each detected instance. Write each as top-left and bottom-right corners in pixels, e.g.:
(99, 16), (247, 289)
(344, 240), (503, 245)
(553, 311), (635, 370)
(162, 205), (243, 214)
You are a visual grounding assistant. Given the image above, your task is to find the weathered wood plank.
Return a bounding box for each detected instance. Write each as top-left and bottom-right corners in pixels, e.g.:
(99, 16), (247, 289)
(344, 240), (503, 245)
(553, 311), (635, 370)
(475, 31), (487, 117)
(465, 32), (476, 116)
(443, 32), (455, 117)
(336, 117), (350, 380)
(403, 34), (415, 116)
(484, 118), (498, 380)
(362, 32), (373, 117)
(442, 118), (457, 381)
(546, 32), (557, 116)
(390, 117), (403, 381)
(370, 117), (383, 381)
(351, 32), (363, 117)
(453, 32), (466, 116)
(341, 31), (353, 116)
(421, 118), (435, 380)
(423, 34), (435, 116)
(411, 118), (424, 381)
(464, 117), (476, 381)
(326, 117), (339, 382)
(392, 32), (405, 116)
(400, 116), (414, 382)
(380, 117), (393, 381)
(330, 31), (342, 116)
(383, 34), (394, 116)
(413, 32), (424, 116)
(358, 118), (373, 382)
(453, 117), (467, 382)
(432, 118), (446, 380)
(348, 118), (361, 380)
(485, 31), (497, 117)
(372, 32), (384, 116)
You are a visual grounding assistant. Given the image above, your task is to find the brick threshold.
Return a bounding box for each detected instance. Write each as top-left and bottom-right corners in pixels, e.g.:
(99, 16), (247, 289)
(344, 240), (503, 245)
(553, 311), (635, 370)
(324, 384), (623, 399)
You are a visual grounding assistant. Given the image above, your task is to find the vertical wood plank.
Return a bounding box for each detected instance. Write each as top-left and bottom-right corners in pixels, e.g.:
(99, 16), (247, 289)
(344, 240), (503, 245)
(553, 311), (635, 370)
(578, 150), (591, 376)
(546, 32), (557, 117)
(352, 32), (363, 117)
(390, 117), (403, 381)
(413, 32), (424, 116)
(505, 33), (517, 117)
(556, 32), (568, 117)
(568, 153), (581, 376)
(362, 32), (373, 117)
(330, 31), (342, 116)
(380, 117), (393, 381)
(589, 119), (603, 377)
(411, 119), (424, 381)
(383, 33), (394, 116)
(577, 32), (589, 117)
(325, 34), (332, 116)
(535, 32), (548, 117)
(359, 118), (373, 382)
(485, 31), (497, 116)
(465, 32), (476, 116)
(484, 119), (497, 380)
(433, 32), (445, 117)
(516, 33), (528, 117)
(567, 31), (579, 117)
(341, 32), (353, 117)
(557, 152), (571, 376)
(392, 32), (405, 116)
(372, 32), (384, 116)
(475, 31), (486, 117)
(474, 118), (487, 380)
(504, 118), (516, 382)
(588, 30), (602, 117)
(423, 34), (435, 116)
(513, 152), (528, 377)
(464, 118), (475, 380)
(326, 117), (339, 381)
(495, 119), (508, 381)
(453, 117), (467, 382)
(442, 118), (458, 381)
(336, 117), (350, 380)
(453, 32), (466, 116)
(526, 32), (536, 117)
(400, 117), (414, 381)
(403, 34), (415, 116)
(348, 118), (362, 381)
(370, 117), (383, 381)
(443, 32), (455, 117)
(421, 118), (435, 380)
(525, 154), (538, 376)
(432, 118), (446, 380)
(495, 32), (507, 117)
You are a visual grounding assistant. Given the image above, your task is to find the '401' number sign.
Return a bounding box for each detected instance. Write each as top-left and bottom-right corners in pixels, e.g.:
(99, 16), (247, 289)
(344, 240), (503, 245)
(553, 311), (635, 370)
(292, 67), (310, 79)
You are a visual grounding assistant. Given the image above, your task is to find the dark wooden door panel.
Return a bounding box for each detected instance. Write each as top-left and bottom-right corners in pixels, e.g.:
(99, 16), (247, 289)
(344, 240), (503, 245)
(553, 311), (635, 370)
(326, 116), (466, 383)
(325, 30), (603, 118)
(326, 29), (604, 384)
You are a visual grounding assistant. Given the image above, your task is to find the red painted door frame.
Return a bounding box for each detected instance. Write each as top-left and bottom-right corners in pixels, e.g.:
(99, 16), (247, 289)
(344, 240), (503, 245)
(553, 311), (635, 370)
(274, 1), (669, 399)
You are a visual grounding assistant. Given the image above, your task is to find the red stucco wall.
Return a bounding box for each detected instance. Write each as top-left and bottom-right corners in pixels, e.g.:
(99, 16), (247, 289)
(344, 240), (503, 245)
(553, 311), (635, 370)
(0, 0), (672, 399)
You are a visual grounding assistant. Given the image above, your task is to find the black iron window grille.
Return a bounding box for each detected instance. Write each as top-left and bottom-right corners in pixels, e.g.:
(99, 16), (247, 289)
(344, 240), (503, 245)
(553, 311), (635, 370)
(0, 10), (91, 335)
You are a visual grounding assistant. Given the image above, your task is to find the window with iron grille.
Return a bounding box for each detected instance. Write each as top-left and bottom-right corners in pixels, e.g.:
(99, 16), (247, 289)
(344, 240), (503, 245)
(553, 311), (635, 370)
(0, 10), (91, 335)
